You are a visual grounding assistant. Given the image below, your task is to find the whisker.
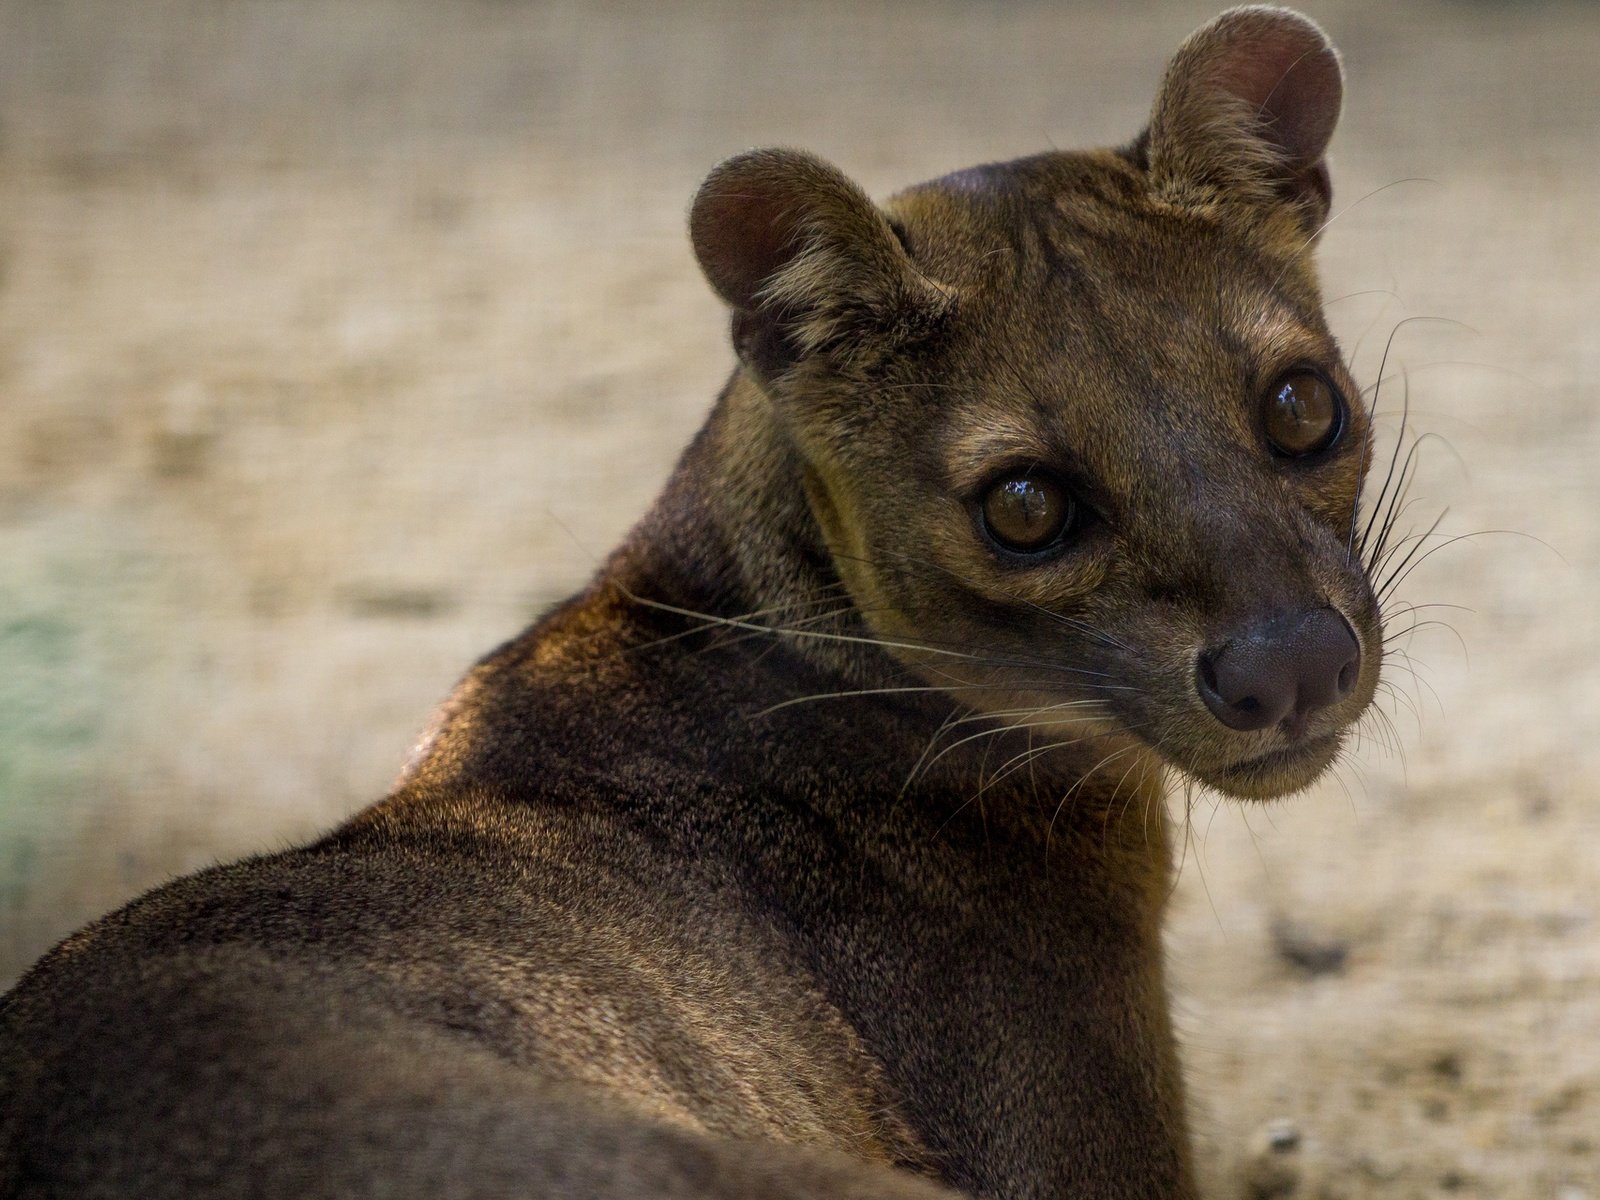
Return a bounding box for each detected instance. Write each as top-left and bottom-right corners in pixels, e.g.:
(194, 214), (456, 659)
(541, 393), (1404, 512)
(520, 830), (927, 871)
(834, 547), (1132, 655)
(1373, 677), (1422, 729)
(1355, 329), (1415, 560)
(1047, 743), (1141, 859)
(618, 584), (1003, 665)
(1269, 178), (1437, 289)
(752, 679), (1097, 718)
(1372, 509), (1450, 599)
(908, 706), (1113, 792)
(623, 584), (853, 655)
(947, 733), (1091, 824)
(1379, 527), (1536, 604)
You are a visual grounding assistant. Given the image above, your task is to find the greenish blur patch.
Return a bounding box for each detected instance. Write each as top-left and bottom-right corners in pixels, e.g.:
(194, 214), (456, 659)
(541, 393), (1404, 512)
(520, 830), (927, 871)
(0, 615), (102, 747)
(0, 603), (112, 871)
(0, 616), (82, 935)
(0, 524), (140, 948)
(0, 608), (107, 733)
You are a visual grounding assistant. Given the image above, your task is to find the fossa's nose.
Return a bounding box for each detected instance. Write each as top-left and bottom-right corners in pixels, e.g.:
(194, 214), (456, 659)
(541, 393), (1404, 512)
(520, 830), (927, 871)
(1196, 608), (1360, 734)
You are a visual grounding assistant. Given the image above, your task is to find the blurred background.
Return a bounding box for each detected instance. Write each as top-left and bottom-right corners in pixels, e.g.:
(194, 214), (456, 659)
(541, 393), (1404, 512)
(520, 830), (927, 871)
(1, 1), (1595, 1195)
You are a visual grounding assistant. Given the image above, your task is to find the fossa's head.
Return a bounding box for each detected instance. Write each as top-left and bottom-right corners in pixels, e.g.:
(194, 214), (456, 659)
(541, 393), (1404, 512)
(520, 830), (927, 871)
(689, 7), (1378, 800)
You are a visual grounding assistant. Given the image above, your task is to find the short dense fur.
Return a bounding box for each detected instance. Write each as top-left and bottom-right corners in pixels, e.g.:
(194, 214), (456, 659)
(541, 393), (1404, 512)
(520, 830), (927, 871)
(1, 9), (1379, 1199)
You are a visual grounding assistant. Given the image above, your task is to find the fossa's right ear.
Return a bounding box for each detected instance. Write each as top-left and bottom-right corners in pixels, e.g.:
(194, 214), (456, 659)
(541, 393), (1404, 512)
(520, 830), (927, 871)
(1144, 6), (1343, 229)
(690, 148), (947, 378)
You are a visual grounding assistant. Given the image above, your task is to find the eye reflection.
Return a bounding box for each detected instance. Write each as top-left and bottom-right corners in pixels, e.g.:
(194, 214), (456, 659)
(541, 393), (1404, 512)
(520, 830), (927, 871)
(980, 471), (1074, 554)
(1263, 370), (1343, 457)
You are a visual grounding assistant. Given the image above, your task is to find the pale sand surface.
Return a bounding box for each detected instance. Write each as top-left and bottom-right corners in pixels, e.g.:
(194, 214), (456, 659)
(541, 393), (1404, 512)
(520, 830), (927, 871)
(1, 1), (1596, 1195)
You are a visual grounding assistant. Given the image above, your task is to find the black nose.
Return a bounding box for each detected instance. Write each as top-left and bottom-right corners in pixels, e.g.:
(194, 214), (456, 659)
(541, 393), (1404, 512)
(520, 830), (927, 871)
(1196, 608), (1360, 733)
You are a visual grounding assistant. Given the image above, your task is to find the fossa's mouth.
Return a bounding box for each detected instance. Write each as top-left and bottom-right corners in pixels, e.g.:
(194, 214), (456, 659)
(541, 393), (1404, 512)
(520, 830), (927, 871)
(1190, 730), (1345, 799)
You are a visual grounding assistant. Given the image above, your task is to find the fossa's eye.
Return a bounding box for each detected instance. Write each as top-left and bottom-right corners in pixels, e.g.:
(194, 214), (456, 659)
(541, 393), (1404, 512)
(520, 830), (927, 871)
(980, 470), (1076, 555)
(1262, 369), (1344, 457)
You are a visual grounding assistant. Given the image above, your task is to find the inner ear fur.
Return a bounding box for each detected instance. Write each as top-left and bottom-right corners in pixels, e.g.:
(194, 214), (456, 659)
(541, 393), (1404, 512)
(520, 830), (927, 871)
(690, 148), (947, 375)
(1145, 5), (1343, 227)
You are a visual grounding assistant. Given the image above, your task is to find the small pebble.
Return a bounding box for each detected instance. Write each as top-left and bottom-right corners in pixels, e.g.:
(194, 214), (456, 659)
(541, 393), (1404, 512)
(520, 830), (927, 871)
(1243, 1119), (1303, 1199)
(1264, 1119), (1301, 1153)
(1270, 916), (1349, 976)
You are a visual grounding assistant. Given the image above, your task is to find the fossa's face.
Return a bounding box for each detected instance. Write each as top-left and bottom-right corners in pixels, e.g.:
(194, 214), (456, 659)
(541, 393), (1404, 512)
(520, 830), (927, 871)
(692, 9), (1377, 798)
(799, 155), (1378, 799)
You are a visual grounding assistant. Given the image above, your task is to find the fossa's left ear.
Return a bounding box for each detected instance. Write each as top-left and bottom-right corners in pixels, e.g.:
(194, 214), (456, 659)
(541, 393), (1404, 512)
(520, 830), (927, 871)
(1144, 6), (1343, 230)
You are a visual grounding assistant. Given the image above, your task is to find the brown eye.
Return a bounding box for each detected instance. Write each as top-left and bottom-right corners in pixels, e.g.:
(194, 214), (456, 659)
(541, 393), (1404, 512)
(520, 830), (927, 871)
(980, 471), (1075, 554)
(1263, 369), (1344, 457)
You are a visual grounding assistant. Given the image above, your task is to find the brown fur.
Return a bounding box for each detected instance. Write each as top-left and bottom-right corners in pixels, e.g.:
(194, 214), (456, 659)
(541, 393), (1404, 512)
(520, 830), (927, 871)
(0, 9), (1379, 1198)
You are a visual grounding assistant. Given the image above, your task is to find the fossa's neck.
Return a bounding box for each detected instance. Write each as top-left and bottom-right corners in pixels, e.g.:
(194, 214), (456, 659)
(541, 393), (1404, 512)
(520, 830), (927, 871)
(616, 370), (894, 687)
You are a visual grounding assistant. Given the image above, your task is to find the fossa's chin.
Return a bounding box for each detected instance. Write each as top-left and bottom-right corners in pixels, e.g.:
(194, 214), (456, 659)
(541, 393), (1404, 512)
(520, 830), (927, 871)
(1180, 731), (1346, 801)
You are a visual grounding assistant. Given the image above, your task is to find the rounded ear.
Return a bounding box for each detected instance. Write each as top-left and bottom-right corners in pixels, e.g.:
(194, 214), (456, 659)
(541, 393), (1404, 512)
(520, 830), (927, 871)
(689, 148), (946, 374)
(1145, 6), (1343, 224)
(692, 149), (827, 312)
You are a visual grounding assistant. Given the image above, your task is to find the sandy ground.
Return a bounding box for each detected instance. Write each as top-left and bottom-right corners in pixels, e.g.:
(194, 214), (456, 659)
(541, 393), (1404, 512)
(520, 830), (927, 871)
(2, 1), (1597, 1195)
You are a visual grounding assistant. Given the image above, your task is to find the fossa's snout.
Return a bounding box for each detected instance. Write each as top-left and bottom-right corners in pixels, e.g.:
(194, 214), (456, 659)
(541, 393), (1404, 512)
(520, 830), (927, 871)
(1196, 608), (1360, 735)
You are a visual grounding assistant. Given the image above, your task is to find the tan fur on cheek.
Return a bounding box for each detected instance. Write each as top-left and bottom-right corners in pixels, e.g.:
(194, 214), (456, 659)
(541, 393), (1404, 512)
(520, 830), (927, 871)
(799, 461), (911, 640)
